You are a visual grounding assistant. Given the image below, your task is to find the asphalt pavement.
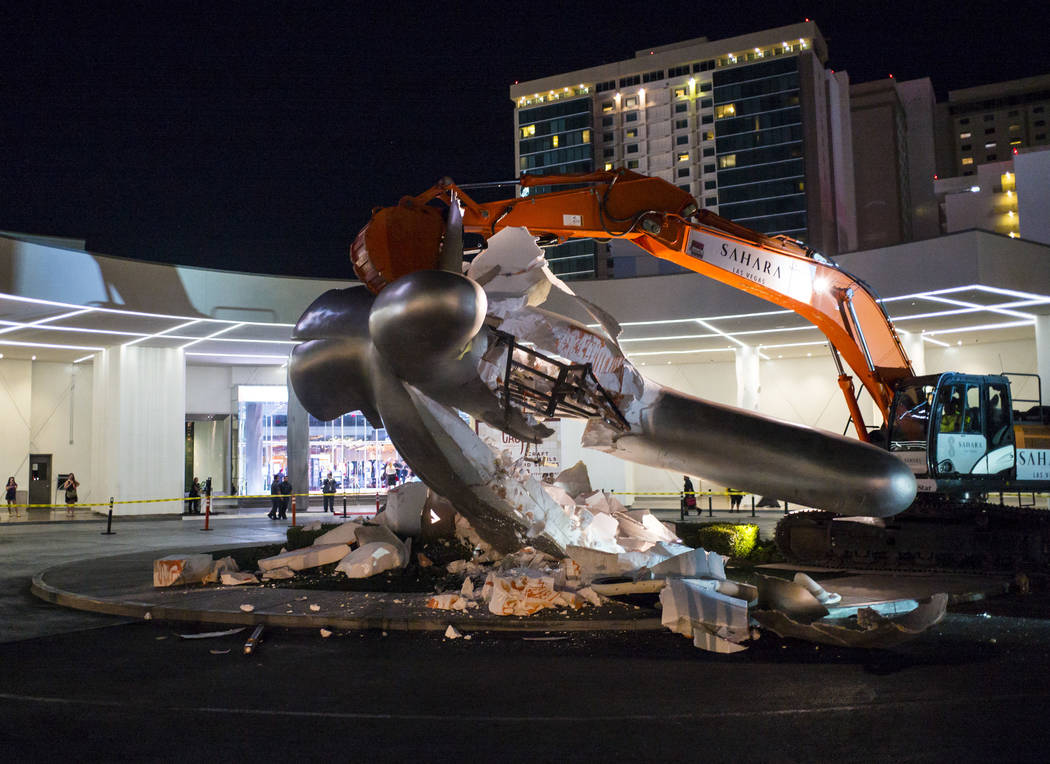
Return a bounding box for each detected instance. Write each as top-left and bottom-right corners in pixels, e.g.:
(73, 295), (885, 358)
(4, 507), (1050, 761)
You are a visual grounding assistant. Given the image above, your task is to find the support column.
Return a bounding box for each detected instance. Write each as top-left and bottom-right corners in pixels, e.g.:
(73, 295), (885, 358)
(1035, 315), (1050, 405)
(286, 369), (310, 511)
(734, 346), (760, 411)
(900, 331), (926, 376)
(91, 346), (185, 515)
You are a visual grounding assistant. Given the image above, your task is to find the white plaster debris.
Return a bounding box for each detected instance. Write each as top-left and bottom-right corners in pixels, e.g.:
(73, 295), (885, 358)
(444, 625), (463, 639)
(650, 548), (728, 581)
(221, 571), (259, 586)
(378, 481), (429, 536)
(793, 572), (843, 606)
(335, 541), (405, 578)
(261, 566), (296, 581)
(313, 522), (363, 546)
(203, 556), (240, 584)
(309, 604), (321, 612)
(239, 604), (255, 613)
(258, 542), (351, 572)
(320, 628), (333, 638)
(660, 578), (751, 654)
(427, 593), (469, 611)
(153, 554), (214, 587)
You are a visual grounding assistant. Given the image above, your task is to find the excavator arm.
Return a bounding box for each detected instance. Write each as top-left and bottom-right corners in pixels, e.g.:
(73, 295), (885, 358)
(351, 169), (914, 440)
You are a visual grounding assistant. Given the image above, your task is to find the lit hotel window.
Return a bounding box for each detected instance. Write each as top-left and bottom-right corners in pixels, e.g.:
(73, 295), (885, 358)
(715, 104), (736, 119)
(959, 132), (971, 139)
(719, 154), (736, 168)
(552, 135), (559, 147)
(582, 130), (591, 143)
(520, 124), (536, 138)
(604, 162), (613, 171)
(961, 157), (974, 165)
(674, 87), (687, 98)
(677, 153), (689, 162)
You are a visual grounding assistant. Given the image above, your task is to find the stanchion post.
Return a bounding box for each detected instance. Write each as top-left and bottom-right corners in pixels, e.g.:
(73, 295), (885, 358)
(784, 501), (789, 515)
(708, 494), (713, 517)
(375, 490), (380, 517)
(291, 495), (297, 525)
(342, 494), (347, 518)
(200, 493), (212, 532)
(751, 495), (756, 518)
(101, 497), (116, 535)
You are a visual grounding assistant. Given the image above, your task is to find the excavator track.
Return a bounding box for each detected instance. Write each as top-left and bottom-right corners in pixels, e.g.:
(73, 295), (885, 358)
(775, 499), (1050, 574)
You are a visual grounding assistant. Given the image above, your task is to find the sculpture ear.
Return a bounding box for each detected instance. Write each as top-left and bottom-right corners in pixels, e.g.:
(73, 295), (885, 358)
(438, 189), (464, 273)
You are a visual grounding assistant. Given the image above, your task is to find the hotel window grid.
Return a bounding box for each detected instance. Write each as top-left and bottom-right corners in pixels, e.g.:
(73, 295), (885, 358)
(712, 56), (806, 239)
(516, 96), (596, 277)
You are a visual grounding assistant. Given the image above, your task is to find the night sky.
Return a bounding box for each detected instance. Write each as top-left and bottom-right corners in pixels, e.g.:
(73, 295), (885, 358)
(2, 0), (1047, 277)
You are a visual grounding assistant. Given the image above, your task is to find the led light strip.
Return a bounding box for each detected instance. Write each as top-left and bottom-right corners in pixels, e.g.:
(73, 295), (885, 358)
(0, 339), (105, 351)
(123, 320), (203, 348)
(0, 291), (296, 327)
(184, 352), (290, 360)
(0, 308), (95, 337)
(180, 322), (247, 350)
(922, 319), (1033, 336)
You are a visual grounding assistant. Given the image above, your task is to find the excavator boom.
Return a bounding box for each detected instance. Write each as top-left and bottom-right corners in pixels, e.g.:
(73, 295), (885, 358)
(351, 169), (913, 438)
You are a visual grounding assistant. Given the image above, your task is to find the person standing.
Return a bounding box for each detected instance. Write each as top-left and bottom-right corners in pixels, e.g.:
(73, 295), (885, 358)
(62, 473), (79, 517)
(5, 477), (17, 518)
(187, 477), (201, 515)
(729, 488), (743, 512)
(322, 472), (337, 513)
(268, 475), (281, 519)
(681, 475), (697, 517)
(278, 474), (292, 519)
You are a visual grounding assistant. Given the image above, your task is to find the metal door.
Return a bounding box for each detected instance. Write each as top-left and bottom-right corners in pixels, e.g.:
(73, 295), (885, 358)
(29, 454), (52, 507)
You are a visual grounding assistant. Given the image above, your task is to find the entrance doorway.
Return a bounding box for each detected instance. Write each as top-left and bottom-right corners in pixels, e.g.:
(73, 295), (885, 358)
(29, 454), (52, 507)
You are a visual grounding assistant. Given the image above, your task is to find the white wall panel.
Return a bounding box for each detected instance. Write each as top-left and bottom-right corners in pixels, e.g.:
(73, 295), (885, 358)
(92, 347), (185, 514)
(0, 360), (32, 492)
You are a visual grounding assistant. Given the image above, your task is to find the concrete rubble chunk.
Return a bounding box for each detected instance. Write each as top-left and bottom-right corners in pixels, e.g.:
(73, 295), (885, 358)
(203, 556), (240, 584)
(354, 523), (406, 550)
(427, 593), (468, 611)
(220, 571), (259, 586)
(484, 571), (563, 616)
(651, 547), (727, 581)
(553, 461), (592, 498)
(660, 578), (751, 653)
(313, 522), (363, 547)
(335, 541), (405, 578)
(377, 481), (429, 536)
(258, 543), (351, 572)
(261, 566), (296, 581)
(153, 554), (214, 587)
(444, 625), (463, 639)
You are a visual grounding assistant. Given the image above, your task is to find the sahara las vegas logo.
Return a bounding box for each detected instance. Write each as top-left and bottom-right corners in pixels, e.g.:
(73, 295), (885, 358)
(689, 236), (785, 284)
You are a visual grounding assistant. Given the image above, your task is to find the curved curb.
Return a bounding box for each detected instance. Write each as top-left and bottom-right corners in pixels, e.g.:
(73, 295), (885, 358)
(31, 556), (664, 634)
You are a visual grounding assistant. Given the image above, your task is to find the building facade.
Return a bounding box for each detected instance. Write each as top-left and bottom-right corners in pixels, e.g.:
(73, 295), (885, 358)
(509, 21), (858, 278)
(935, 145), (1050, 245)
(850, 77), (940, 250)
(934, 73), (1050, 179)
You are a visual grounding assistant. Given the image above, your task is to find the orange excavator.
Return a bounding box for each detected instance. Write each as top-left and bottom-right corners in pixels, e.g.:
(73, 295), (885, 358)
(352, 169), (1050, 571)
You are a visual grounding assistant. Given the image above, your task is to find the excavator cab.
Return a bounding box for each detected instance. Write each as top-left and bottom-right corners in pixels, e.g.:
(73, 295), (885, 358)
(886, 373), (1015, 484)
